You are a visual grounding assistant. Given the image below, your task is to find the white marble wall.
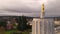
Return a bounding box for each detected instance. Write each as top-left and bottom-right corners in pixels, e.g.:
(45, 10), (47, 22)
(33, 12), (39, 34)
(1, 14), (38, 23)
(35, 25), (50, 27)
(32, 18), (55, 34)
(32, 18), (40, 34)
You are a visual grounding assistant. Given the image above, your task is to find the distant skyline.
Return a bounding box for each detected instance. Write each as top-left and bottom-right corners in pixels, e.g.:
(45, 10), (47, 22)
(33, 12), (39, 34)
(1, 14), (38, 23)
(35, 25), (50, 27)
(0, 0), (60, 17)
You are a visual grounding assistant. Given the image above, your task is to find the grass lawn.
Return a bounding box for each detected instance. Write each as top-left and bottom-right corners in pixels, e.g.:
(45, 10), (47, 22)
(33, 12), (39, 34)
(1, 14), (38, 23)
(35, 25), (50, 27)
(6, 30), (16, 34)
(5, 30), (30, 34)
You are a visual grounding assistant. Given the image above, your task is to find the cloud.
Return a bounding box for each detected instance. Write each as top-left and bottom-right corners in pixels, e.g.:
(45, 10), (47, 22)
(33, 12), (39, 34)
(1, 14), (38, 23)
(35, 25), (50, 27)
(0, 0), (59, 17)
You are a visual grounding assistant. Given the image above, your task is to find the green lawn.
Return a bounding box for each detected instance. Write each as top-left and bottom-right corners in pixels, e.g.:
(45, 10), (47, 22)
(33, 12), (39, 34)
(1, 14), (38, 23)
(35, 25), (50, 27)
(5, 30), (30, 34)
(6, 30), (16, 34)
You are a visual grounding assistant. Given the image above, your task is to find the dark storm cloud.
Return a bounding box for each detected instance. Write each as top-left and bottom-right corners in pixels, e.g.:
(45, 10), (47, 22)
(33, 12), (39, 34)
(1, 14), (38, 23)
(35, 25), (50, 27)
(0, 0), (60, 17)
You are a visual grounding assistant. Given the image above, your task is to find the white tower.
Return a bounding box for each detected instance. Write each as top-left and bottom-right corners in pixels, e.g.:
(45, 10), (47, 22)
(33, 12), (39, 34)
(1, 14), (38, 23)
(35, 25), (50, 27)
(32, 3), (55, 34)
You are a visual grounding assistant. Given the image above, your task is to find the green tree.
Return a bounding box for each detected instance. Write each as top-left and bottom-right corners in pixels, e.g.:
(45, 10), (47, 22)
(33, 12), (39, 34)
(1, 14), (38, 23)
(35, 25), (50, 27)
(17, 16), (27, 31)
(0, 21), (6, 28)
(0, 21), (7, 34)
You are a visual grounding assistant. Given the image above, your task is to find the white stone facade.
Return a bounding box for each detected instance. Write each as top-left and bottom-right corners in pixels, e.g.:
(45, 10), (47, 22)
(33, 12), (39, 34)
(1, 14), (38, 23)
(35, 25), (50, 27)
(32, 18), (55, 34)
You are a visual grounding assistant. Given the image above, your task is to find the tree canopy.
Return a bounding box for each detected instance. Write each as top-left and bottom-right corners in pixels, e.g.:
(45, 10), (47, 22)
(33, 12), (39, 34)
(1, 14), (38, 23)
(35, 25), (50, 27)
(17, 16), (27, 31)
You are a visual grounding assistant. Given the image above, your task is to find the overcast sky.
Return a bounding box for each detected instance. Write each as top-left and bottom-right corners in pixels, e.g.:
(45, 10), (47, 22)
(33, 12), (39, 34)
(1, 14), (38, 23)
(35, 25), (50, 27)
(0, 0), (60, 17)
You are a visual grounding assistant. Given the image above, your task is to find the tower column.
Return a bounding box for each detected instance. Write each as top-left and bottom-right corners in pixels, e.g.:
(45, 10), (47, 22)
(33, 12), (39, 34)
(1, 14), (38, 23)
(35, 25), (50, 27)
(32, 2), (55, 34)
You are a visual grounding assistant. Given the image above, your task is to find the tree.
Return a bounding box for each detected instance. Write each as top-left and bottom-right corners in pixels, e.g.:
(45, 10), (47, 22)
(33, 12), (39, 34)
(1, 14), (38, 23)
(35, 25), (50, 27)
(17, 16), (27, 31)
(0, 21), (7, 28)
(0, 21), (7, 34)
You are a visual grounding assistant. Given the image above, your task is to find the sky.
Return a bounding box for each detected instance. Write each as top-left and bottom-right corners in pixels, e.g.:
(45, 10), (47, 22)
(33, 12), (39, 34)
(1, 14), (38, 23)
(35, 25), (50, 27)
(0, 0), (60, 17)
